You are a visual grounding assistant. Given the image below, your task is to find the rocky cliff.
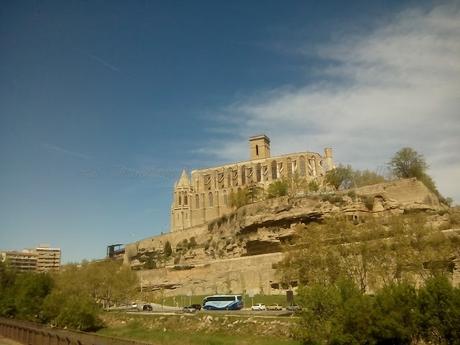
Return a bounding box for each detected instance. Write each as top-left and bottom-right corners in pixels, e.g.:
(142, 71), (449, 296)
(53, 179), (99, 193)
(124, 178), (453, 296)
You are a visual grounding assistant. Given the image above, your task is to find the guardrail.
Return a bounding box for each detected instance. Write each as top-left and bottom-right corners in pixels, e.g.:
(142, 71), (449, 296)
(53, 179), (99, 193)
(0, 317), (152, 345)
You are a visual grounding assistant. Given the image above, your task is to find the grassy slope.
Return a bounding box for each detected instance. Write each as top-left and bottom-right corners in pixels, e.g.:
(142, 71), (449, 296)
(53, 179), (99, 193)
(98, 321), (299, 345)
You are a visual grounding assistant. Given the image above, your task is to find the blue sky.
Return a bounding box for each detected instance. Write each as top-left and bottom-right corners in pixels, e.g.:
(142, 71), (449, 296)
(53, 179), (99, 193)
(1, 0), (459, 263)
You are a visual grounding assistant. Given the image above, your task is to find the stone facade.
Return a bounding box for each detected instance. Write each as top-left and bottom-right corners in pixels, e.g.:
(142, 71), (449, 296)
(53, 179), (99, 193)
(171, 135), (334, 232)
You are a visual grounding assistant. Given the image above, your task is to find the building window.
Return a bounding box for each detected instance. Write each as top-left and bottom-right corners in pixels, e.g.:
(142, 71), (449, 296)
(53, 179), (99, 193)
(208, 192), (213, 207)
(178, 194), (182, 206)
(256, 145), (259, 156)
(195, 194), (200, 208)
(184, 195), (188, 205)
(299, 156), (306, 176)
(271, 161), (277, 180)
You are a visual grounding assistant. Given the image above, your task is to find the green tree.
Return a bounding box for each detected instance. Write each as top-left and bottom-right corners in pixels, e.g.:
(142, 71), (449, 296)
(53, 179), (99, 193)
(42, 289), (102, 331)
(163, 241), (172, 257)
(277, 215), (455, 293)
(370, 282), (419, 345)
(295, 279), (373, 345)
(324, 165), (353, 190)
(389, 147), (428, 179)
(13, 272), (53, 321)
(246, 183), (263, 203)
(307, 180), (319, 192)
(388, 147), (453, 205)
(0, 261), (17, 317)
(229, 188), (250, 208)
(351, 169), (386, 187)
(266, 180), (289, 198)
(417, 275), (460, 345)
(189, 237), (197, 248)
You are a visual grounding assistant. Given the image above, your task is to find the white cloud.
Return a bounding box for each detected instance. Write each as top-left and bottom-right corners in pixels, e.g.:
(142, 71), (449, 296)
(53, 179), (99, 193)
(202, 3), (460, 203)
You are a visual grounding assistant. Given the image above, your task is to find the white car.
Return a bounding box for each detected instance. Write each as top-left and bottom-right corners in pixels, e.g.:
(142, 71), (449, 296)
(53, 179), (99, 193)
(251, 303), (266, 311)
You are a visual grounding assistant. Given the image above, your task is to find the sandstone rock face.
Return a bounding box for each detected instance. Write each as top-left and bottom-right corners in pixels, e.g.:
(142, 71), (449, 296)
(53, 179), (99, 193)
(125, 178), (447, 296)
(139, 253), (284, 296)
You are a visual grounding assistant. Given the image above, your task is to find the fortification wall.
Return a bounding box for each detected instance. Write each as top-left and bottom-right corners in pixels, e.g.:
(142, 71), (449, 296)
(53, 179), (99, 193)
(138, 252), (284, 296)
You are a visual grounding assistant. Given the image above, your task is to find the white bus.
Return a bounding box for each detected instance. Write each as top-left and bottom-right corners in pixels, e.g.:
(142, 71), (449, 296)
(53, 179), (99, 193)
(202, 295), (244, 310)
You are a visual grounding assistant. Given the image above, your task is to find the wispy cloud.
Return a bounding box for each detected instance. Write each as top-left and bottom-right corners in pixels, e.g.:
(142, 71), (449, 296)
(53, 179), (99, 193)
(202, 3), (460, 202)
(75, 49), (120, 72)
(42, 143), (91, 160)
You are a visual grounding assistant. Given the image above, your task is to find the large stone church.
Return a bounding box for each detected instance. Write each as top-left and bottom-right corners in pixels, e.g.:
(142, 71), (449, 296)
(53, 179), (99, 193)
(170, 135), (334, 231)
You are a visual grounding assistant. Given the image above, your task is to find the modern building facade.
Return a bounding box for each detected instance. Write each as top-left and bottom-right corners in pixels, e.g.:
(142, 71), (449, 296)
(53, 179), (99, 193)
(0, 250), (38, 272)
(1, 245), (61, 272)
(36, 246), (61, 272)
(170, 135), (334, 232)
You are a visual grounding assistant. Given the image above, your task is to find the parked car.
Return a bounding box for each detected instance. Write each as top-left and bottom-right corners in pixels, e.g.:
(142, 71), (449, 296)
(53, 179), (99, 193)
(190, 304), (202, 311)
(267, 304), (283, 311)
(142, 304), (153, 311)
(286, 304), (302, 312)
(251, 303), (267, 311)
(183, 306), (198, 313)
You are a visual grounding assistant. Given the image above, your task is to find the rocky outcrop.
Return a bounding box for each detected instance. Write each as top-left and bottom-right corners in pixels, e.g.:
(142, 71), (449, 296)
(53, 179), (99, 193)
(124, 178), (447, 295)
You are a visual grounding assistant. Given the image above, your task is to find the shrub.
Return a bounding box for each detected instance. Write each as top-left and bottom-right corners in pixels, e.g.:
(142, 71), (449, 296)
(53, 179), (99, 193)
(44, 293), (102, 331)
(294, 277), (460, 345)
(163, 241), (172, 257)
(13, 272), (54, 321)
(188, 237), (197, 249)
(229, 188), (250, 208)
(362, 196), (374, 210)
(320, 194), (344, 205)
(267, 180), (289, 198)
(417, 275), (460, 344)
(325, 165), (353, 190)
(308, 180), (319, 192)
(369, 282), (419, 345)
(347, 190), (357, 200)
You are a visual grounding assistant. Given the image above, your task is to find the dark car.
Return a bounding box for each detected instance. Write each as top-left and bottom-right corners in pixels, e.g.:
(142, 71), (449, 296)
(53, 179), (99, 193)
(142, 304), (153, 311)
(190, 304), (202, 311)
(183, 306), (198, 313)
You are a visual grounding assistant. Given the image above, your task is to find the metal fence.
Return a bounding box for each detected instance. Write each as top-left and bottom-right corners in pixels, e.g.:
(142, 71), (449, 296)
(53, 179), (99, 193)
(0, 317), (153, 345)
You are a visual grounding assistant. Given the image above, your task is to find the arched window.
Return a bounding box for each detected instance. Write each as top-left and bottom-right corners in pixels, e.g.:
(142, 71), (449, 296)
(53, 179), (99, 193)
(178, 194), (182, 206)
(271, 161), (277, 180)
(208, 192), (213, 207)
(184, 195), (188, 206)
(299, 156), (306, 176)
(195, 194), (200, 208)
(256, 145), (259, 156)
(256, 163), (261, 182)
(227, 170), (231, 187)
(223, 190), (228, 206)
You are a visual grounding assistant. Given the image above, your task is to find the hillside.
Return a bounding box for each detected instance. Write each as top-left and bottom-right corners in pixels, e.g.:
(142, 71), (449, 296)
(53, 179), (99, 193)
(123, 178), (459, 296)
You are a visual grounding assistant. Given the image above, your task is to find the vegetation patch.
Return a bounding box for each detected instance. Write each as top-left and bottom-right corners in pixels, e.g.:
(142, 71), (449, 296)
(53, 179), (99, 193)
(99, 313), (299, 345)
